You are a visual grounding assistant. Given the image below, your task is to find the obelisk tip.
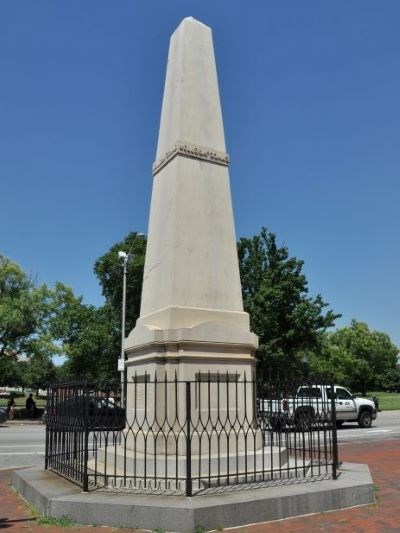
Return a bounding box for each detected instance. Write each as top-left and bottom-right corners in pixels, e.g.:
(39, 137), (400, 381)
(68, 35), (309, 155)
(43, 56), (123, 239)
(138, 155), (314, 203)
(181, 16), (208, 28)
(156, 15), (225, 156)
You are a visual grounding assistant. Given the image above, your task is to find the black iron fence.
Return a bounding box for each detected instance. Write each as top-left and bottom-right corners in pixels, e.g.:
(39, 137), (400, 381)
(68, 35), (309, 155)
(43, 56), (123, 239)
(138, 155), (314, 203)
(45, 374), (338, 495)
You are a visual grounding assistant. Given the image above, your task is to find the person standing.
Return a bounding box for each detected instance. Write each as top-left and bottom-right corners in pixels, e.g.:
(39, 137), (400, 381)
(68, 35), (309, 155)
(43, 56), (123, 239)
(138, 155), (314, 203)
(7, 395), (16, 419)
(25, 393), (37, 418)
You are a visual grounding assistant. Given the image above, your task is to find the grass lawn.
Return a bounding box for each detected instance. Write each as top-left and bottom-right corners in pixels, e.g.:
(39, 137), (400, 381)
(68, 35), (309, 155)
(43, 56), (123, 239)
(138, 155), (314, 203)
(366, 391), (400, 411)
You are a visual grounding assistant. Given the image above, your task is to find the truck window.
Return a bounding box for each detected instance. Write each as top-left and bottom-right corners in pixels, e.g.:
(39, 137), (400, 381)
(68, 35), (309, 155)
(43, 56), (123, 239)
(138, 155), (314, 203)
(326, 387), (334, 400)
(297, 387), (322, 399)
(336, 388), (353, 400)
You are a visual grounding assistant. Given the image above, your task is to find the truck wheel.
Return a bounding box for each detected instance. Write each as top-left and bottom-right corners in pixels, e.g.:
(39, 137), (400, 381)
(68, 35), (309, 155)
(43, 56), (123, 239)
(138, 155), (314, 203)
(295, 411), (314, 432)
(335, 420), (344, 428)
(358, 410), (372, 428)
(269, 416), (285, 432)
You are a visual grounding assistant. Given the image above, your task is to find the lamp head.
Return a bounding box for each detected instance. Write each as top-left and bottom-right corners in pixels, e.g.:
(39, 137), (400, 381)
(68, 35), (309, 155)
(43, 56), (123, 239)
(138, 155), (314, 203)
(118, 251), (128, 259)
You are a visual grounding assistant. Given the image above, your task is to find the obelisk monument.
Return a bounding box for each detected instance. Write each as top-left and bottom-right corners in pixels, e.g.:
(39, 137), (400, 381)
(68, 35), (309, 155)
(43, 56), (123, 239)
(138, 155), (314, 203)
(125, 17), (258, 378)
(124, 18), (260, 456)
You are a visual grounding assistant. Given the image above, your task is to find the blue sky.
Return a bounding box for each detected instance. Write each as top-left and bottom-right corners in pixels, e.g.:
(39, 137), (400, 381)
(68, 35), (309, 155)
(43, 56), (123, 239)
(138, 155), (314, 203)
(1, 1), (399, 347)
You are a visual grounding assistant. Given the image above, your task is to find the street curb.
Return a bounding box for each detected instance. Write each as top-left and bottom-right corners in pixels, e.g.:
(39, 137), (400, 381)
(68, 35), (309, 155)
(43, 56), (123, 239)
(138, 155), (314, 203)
(1, 421), (44, 426)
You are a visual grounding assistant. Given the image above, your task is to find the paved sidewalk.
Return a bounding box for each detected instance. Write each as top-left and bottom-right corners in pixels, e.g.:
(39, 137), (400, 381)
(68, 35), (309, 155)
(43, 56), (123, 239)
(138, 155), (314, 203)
(241, 439), (400, 532)
(0, 440), (399, 532)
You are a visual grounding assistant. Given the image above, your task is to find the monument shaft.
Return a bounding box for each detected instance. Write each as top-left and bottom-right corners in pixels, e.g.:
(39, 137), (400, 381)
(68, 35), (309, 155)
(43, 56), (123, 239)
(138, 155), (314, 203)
(141, 17), (242, 317)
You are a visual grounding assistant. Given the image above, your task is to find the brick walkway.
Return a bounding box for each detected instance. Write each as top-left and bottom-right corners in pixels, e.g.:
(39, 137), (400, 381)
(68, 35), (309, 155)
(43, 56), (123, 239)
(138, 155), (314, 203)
(0, 439), (399, 532)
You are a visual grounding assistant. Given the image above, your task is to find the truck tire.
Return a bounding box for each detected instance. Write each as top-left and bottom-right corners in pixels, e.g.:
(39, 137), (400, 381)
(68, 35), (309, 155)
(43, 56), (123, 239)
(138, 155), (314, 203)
(269, 415), (285, 432)
(335, 420), (344, 428)
(295, 409), (314, 431)
(358, 410), (372, 428)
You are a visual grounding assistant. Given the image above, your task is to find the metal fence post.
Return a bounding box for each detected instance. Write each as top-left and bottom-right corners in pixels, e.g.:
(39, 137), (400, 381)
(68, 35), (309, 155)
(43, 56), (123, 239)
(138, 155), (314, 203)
(44, 385), (50, 470)
(83, 388), (89, 492)
(329, 382), (339, 480)
(185, 381), (192, 497)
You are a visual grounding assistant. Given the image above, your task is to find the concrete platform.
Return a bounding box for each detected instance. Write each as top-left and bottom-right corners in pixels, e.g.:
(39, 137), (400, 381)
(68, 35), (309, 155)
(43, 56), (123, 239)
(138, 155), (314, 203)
(13, 464), (374, 532)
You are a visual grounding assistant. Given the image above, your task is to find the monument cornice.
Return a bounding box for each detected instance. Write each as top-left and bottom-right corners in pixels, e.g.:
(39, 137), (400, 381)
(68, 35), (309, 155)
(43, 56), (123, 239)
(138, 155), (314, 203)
(125, 352), (257, 367)
(125, 339), (257, 358)
(152, 140), (229, 176)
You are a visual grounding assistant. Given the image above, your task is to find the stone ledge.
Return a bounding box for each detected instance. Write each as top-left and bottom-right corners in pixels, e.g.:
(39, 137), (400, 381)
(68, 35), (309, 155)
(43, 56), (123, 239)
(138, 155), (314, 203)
(12, 463), (374, 532)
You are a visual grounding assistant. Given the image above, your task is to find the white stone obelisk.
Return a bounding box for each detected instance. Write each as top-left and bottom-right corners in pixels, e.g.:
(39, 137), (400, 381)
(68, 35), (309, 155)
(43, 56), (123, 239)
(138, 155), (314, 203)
(124, 17), (260, 454)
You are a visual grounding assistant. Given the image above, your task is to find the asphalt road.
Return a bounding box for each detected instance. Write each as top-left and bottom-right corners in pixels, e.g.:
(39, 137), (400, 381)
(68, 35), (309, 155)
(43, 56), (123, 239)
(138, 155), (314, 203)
(0, 410), (399, 470)
(0, 423), (46, 470)
(337, 409), (400, 445)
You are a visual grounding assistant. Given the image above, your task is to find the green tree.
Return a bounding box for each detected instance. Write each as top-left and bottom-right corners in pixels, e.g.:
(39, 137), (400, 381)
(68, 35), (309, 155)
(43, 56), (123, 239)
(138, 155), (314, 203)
(1, 242), (145, 385)
(62, 305), (119, 383)
(53, 361), (72, 383)
(238, 228), (340, 378)
(45, 233), (146, 384)
(311, 320), (399, 394)
(376, 365), (400, 392)
(0, 255), (74, 364)
(94, 232), (146, 336)
(23, 353), (56, 395)
(0, 354), (19, 387)
(0, 255), (45, 358)
(49, 285), (119, 382)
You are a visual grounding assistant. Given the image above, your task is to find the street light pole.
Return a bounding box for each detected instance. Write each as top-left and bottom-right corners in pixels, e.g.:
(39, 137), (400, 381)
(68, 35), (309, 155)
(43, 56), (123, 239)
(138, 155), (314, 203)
(118, 251), (128, 407)
(118, 233), (145, 408)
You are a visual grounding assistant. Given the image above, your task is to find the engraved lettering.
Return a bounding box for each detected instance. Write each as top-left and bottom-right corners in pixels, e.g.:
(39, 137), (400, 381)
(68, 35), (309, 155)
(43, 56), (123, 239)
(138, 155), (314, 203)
(152, 141), (230, 175)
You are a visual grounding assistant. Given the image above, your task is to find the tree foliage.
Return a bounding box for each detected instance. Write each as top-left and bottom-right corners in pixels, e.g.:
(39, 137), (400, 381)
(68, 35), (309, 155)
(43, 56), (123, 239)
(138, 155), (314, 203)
(309, 320), (399, 393)
(0, 255), (50, 358)
(46, 233), (146, 383)
(0, 255), (74, 369)
(238, 228), (340, 377)
(57, 304), (119, 383)
(0, 355), (20, 387)
(47, 284), (117, 382)
(22, 353), (56, 394)
(94, 232), (146, 337)
(0, 255), (87, 387)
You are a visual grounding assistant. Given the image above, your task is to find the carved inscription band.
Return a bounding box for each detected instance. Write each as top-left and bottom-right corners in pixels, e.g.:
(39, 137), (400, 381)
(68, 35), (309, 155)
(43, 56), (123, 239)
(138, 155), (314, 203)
(152, 141), (229, 176)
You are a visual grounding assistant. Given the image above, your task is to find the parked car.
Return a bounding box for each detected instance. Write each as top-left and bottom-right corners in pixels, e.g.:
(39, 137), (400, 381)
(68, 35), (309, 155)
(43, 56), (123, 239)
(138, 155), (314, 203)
(0, 407), (7, 423)
(46, 395), (125, 431)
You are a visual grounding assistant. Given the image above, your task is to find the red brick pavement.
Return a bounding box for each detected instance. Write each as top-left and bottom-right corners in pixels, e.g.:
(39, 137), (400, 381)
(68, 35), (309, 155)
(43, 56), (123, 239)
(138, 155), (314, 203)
(0, 440), (399, 532)
(240, 439), (400, 533)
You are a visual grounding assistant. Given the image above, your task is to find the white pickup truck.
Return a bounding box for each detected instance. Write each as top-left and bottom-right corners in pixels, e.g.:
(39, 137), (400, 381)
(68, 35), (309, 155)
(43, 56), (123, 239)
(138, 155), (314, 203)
(259, 384), (377, 431)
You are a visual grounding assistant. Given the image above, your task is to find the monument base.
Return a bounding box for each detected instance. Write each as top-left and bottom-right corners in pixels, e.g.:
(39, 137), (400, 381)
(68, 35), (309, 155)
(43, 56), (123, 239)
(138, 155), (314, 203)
(123, 305), (260, 457)
(92, 443), (288, 493)
(13, 463), (375, 532)
(122, 427), (263, 455)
